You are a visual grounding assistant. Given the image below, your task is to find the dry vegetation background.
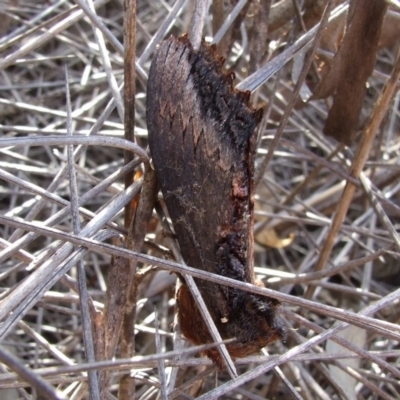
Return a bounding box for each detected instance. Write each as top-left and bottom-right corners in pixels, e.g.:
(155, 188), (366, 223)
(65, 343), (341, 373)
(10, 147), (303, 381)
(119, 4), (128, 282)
(0, 0), (400, 399)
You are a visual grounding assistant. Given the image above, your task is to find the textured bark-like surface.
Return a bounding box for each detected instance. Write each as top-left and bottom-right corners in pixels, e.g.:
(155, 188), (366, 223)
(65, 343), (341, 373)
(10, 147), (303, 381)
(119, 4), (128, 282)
(146, 35), (284, 366)
(312, 0), (388, 145)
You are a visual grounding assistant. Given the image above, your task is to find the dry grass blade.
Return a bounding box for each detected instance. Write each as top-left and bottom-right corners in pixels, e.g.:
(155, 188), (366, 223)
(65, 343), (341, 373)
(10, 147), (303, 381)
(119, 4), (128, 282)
(305, 46), (400, 299)
(65, 66), (100, 399)
(0, 1), (399, 399)
(0, 346), (65, 400)
(255, 0), (333, 186)
(313, 0), (389, 144)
